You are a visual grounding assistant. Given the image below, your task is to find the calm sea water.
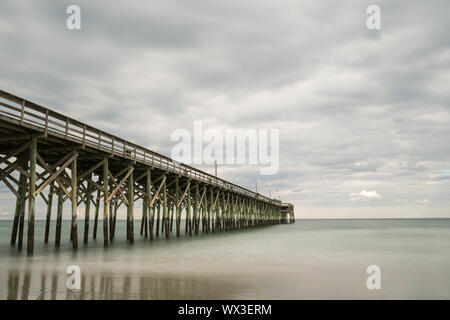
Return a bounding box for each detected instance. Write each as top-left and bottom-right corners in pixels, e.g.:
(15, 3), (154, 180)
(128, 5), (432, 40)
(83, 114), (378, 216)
(0, 219), (449, 299)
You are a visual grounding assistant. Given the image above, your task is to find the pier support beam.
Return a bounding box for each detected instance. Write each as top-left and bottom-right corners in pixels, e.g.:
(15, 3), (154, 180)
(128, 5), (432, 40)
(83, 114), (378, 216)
(186, 183), (191, 235)
(208, 188), (213, 234)
(11, 167), (27, 248)
(10, 181), (21, 247)
(44, 182), (55, 243)
(145, 169), (152, 240)
(156, 202), (160, 238)
(103, 157), (109, 247)
(142, 197), (148, 238)
(26, 136), (37, 256)
(175, 178), (181, 237)
(109, 199), (113, 240)
(149, 205), (155, 240)
(169, 200), (174, 233)
(144, 169), (151, 238)
(83, 179), (92, 245)
(17, 170), (27, 250)
(112, 199), (118, 239)
(93, 189), (100, 239)
(163, 176), (169, 239)
(127, 169), (134, 244)
(194, 184), (199, 235)
(140, 193), (146, 236)
(55, 188), (63, 247)
(70, 153), (78, 250)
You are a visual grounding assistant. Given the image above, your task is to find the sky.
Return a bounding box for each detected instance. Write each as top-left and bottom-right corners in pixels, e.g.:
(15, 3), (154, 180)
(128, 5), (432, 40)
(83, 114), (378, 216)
(0, 0), (449, 219)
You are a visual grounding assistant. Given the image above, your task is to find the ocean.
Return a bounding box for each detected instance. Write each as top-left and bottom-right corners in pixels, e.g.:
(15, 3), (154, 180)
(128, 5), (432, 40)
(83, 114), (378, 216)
(0, 219), (449, 299)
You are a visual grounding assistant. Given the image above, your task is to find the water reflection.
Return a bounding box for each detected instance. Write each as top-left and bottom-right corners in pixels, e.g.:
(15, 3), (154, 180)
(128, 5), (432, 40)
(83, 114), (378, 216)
(7, 270), (19, 300)
(5, 269), (244, 300)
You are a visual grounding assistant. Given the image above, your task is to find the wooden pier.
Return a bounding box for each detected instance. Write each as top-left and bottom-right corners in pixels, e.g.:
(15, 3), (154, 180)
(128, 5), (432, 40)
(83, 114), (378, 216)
(0, 90), (295, 256)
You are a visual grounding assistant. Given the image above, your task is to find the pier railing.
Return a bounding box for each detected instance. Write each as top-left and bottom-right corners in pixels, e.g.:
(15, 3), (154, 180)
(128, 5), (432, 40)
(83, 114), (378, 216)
(0, 90), (279, 205)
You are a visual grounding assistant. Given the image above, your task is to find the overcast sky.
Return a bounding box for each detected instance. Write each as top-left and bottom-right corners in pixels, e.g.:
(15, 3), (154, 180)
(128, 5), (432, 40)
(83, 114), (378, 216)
(1, 0), (449, 219)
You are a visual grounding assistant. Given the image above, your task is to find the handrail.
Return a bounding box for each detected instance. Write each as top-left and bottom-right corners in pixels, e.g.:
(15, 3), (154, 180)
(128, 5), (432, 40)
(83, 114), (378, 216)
(0, 90), (281, 205)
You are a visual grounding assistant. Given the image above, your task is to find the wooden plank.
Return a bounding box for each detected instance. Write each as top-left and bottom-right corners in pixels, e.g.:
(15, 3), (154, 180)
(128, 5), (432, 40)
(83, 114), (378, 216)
(177, 181), (190, 208)
(0, 140), (32, 166)
(34, 151), (77, 198)
(149, 176), (166, 208)
(106, 165), (133, 203)
(2, 176), (19, 198)
(77, 159), (105, 181)
(0, 134), (30, 141)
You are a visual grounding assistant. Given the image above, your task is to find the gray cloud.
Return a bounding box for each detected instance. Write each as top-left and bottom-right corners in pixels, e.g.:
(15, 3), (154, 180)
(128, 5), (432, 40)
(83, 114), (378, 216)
(0, 0), (449, 218)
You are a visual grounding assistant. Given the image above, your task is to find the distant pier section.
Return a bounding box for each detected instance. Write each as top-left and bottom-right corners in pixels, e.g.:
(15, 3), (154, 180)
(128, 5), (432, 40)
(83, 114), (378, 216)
(0, 90), (294, 256)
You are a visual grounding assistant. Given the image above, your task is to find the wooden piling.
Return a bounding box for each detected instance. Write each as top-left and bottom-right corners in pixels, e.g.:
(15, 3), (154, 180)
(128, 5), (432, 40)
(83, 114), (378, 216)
(163, 179), (169, 239)
(103, 156), (109, 247)
(175, 178), (181, 237)
(140, 170), (146, 236)
(186, 183), (191, 236)
(93, 189), (100, 240)
(156, 202), (160, 238)
(161, 210), (165, 235)
(55, 188), (63, 247)
(44, 182), (54, 243)
(71, 153), (78, 250)
(140, 200), (145, 236)
(194, 184), (199, 235)
(112, 199), (118, 239)
(127, 169), (134, 244)
(109, 199), (113, 240)
(208, 188), (213, 234)
(10, 185), (21, 246)
(17, 168), (27, 251)
(201, 198), (205, 234)
(221, 192), (226, 231)
(11, 168), (27, 247)
(145, 169), (152, 240)
(143, 197), (148, 238)
(169, 202), (174, 233)
(26, 136), (37, 256)
(149, 205), (155, 240)
(215, 190), (220, 231)
(83, 180), (91, 245)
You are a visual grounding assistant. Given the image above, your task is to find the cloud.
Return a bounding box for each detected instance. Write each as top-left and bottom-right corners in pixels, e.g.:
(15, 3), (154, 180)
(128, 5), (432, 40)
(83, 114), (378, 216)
(0, 1), (449, 218)
(414, 199), (430, 204)
(349, 190), (382, 201)
(431, 169), (450, 181)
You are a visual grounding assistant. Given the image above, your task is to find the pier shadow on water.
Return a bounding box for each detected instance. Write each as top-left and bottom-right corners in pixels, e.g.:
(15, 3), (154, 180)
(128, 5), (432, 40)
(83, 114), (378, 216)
(5, 268), (247, 300)
(0, 220), (270, 300)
